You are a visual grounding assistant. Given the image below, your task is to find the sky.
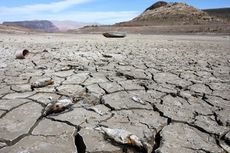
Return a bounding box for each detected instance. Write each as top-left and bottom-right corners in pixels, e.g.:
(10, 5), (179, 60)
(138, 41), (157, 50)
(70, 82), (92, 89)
(0, 0), (229, 24)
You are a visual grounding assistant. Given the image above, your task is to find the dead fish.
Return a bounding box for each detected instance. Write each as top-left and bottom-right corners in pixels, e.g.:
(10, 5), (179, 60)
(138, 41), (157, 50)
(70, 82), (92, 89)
(95, 127), (143, 147)
(132, 96), (145, 105)
(83, 106), (104, 116)
(43, 98), (73, 116)
(60, 66), (72, 71)
(31, 79), (54, 90)
(96, 127), (153, 153)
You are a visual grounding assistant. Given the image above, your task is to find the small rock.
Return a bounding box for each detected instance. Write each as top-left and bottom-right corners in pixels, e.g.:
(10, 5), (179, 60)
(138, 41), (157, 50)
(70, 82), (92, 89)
(102, 54), (113, 58)
(37, 66), (47, 70)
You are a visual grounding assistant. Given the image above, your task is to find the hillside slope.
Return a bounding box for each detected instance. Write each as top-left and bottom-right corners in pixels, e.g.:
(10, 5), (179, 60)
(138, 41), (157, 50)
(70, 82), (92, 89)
(203, 8), (230, 22)
(0, 24), (34, 33)
(118, 1), (225, 26)
(3, 20), (59, 32)
(51, 20), (96, 31)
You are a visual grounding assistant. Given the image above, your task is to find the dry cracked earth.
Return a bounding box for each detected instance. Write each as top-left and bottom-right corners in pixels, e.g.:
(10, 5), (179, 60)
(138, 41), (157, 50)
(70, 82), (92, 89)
(0, 33), (229, 153)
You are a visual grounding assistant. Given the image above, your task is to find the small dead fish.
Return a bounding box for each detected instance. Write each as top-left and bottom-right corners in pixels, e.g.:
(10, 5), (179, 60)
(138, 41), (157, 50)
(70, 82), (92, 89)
(132, 96), (145, 105)
(60, 66), (72, 71)
(95, 127), (143, 147)
(95, 127), (152, 153)
(84, 106), (104, 116)
(31, 79), (54, 90)
(43, 98), (73, 116)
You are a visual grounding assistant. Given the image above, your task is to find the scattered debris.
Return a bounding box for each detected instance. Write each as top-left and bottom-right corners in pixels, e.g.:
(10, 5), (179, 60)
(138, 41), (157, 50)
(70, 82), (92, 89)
(43, 97), (73, 116)
(132, 96), (146, 105)
(58, 64), (87, 72)
(31, 60), (37, 66)
(51, 47), (59, 50)
(102, 54), (113, 58)
(116, 71), (135, 80)
(95, 126), (152, 153)
(59, 66), (72, 71)
(37, 66), (48, 70)
(15, 49), (29, 59)
(31, 79), (54, 90)
(43, 49), (48, 52)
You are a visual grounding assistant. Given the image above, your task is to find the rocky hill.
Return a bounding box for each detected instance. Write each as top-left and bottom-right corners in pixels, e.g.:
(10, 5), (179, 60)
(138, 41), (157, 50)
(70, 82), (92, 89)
(2, 20), (59, 32)
(0, 24), (34, 34)
(117, 1), (225, 26)
(203, 8), (230, 22)
(51, 20), (98, 32)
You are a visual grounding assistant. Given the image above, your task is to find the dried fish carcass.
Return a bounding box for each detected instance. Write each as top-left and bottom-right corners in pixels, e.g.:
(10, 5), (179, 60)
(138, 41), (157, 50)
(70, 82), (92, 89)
(95, 127), (143, 147)
(43, 97), (73, 116)
(132, 96), (145, 105)
(31, 79), (54, 90)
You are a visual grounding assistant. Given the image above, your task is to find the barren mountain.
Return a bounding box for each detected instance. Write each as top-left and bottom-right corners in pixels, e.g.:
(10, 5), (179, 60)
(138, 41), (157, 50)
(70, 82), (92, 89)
(51, 20), (96, 32)
(117, 1), (225, 26)
(2, 20), (59, 32)
(0, 24), (33, 33)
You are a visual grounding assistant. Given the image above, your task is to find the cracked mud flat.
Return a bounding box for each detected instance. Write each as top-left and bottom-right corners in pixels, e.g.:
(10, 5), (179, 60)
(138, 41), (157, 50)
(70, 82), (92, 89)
(0, 33), (229, 153)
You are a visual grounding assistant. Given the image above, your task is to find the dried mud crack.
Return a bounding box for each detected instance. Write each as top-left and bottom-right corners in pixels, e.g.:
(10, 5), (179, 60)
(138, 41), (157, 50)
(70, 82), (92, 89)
(0, 33), (229, 153)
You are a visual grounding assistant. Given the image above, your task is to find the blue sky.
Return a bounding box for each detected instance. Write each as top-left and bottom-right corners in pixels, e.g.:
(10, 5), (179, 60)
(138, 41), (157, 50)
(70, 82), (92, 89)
(0, 0), (229, 24)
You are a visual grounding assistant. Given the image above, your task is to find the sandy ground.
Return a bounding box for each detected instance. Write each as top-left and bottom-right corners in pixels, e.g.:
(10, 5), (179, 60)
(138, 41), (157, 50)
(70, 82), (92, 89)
(0, 33), (230, 153)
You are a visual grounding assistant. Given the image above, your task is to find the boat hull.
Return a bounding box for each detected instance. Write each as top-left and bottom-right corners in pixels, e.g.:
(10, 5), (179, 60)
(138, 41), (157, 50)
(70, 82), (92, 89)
(103, 32), (126, 38)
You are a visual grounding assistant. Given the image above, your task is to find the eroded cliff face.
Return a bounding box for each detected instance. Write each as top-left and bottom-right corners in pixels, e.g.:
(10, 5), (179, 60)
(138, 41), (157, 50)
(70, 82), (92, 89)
(3, 20), (59, 32)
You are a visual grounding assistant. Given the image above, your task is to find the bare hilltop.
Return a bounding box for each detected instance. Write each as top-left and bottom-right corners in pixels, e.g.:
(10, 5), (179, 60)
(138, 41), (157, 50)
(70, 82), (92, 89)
(78, 1), (230, 34)
(118, 1), (226, 26)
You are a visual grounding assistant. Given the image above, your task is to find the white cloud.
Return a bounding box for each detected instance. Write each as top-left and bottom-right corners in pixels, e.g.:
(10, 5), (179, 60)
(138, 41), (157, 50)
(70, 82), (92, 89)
(0, 11), (138, 24)
(0, 0), (92, 13)
(0, 0), (139, 24)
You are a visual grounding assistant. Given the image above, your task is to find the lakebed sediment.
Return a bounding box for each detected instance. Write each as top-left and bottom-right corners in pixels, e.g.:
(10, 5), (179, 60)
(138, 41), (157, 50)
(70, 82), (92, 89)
(0, 33), (229, 153)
